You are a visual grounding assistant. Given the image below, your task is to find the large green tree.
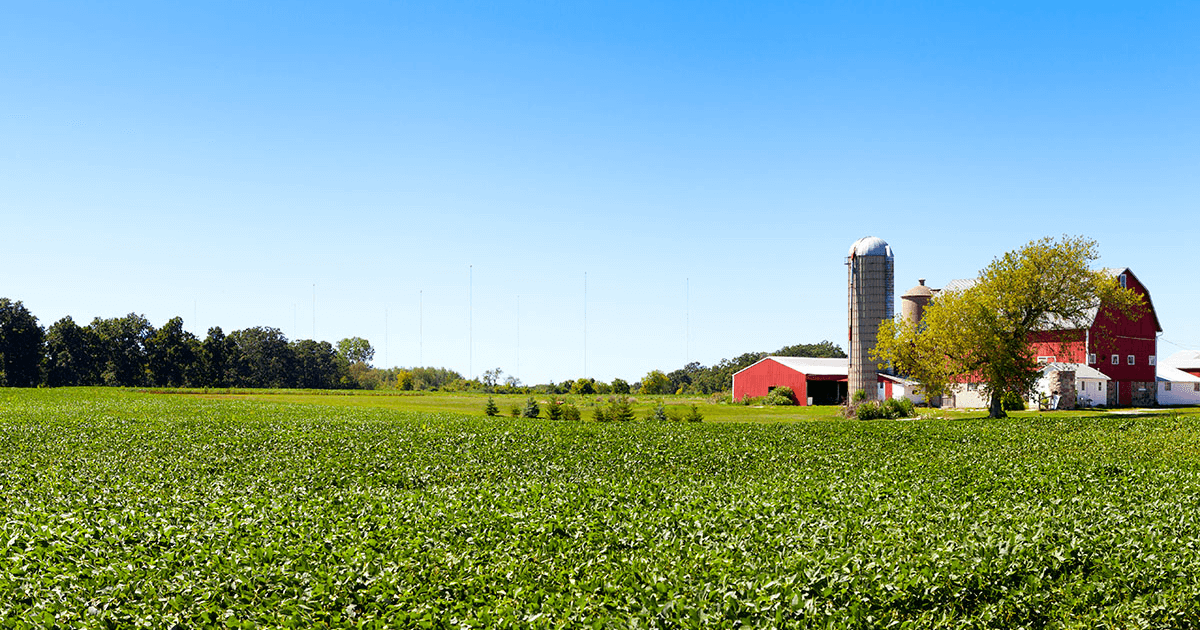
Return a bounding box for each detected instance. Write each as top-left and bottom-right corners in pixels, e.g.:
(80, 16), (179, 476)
(229, 327), (294, 388)
(872, 236), (1144, 419)
(199, 326), (239, 388)
(43, 316), (99, 386)
(89, 314), (154, 387)
(145, 316), (198, 387)
(291, 339), (342, 389)
(336, 337), (374, 365)
(0, 299), (45, 387)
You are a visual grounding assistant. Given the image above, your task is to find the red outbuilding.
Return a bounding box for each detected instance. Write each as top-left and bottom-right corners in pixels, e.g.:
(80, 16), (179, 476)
(732, 357), (921, 406)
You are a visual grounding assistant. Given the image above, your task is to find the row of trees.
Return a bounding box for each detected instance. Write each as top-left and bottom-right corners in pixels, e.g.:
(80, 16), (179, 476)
(0, 303), (378, 389)
(2, 297), (848, 395)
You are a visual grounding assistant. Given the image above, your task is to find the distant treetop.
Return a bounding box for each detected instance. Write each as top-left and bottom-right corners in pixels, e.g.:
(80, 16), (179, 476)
(774, 340), (847, 359)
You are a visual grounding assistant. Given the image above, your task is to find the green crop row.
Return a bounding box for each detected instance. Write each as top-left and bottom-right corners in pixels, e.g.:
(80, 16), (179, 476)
(2, 388), (1199, 628)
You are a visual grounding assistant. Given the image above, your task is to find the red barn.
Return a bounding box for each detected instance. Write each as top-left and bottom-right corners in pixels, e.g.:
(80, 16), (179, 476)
(942, 267), (1161, 407)
(1027, 268), (1161, 406)
(732, 357), (921, 406)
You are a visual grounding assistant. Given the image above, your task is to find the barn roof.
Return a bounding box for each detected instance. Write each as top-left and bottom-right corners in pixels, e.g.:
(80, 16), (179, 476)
(1163, 350), (1200, 370)
(733, 356), (912, 382)
(1157, 365), (1200, 383)
(879, 373), (920, 386)
(763, 356), (848, 375)
(731, 356), (848, 378)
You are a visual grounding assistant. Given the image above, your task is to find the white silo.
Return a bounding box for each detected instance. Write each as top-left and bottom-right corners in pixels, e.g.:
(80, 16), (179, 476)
(847, 236), (894, 401)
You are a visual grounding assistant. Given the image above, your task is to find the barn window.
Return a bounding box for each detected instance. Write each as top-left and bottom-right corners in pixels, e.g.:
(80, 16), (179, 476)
(1088, 353), (1097, 364)
(1149, 355), (1156, 366)
(1111, 354), (1119, 364)
(1195, 383), (1199, 392)
(1119, 273), (1127, 288)
(1128, 355), (1135, 365)
(1166, 382), (1172, 391)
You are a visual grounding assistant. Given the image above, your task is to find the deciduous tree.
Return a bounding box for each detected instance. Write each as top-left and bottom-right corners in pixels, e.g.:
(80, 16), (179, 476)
(0, 299), (44, 387)
(43, 316), (98, 386)
(145, 316), (198, 387)
(336, 337), (374, 365)
(872, 235), (1144, 419)
(640, 370), (671, 395)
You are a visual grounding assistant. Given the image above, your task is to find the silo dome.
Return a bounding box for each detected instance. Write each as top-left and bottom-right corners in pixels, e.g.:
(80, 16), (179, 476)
(849, 236), (893, 258)
(902, 278), (934, 299)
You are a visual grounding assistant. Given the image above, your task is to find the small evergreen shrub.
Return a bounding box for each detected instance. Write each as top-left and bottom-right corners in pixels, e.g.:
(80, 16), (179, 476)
(509, 405), (520, 418)
(684, 405), (704, 423)
(562, 403), (581, 421)
(546, 400), (563, 421)
(608, 397), (635, 422)
(521, 397), (540, 418)
(592, 406), (610, 422)
(483, 397), (499, 417)
(649, 402), (669, 422)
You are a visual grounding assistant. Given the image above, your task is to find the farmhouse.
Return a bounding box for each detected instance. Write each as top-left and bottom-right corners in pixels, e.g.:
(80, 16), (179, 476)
(732, 356), (922, 406)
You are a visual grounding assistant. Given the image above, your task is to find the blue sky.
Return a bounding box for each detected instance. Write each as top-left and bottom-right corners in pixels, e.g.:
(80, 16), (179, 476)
(3, 1), (1198, 385)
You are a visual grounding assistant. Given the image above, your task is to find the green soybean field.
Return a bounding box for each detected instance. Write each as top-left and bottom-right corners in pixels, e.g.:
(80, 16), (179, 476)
(2, 389), (1200, 628)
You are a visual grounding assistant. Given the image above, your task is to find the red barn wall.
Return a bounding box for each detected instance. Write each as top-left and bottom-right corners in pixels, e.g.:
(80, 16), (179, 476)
(1089, 271), (1159, 405)
(1029, 330), (1087, 364)
(733, 359), (809, 405)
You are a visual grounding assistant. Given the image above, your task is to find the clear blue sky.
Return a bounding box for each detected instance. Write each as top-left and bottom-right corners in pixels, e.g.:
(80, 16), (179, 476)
(3, 1), (1197, 385)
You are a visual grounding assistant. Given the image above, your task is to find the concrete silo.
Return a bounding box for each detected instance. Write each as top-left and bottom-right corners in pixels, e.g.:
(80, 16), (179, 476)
(847, 236), (894, 401)
(901, 279), (934, 328)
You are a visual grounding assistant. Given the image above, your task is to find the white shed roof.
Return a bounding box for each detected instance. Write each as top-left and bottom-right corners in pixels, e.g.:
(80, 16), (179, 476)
(762, 356), (849, 376)
(1040, 362), (1111, 381)
(1158, 365), (1200, 383)
(1163, 350), (1200, 370)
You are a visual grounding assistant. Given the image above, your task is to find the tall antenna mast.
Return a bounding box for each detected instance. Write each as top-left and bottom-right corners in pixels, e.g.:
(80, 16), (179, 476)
(469, 265), (473, 380)
(516, 294), (521, 383)
(583, 271), (588, 378)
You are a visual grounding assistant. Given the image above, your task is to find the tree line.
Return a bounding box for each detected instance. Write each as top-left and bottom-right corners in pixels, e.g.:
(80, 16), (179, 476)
(0, 300), (374, 389)
(1, 297), (845, 393)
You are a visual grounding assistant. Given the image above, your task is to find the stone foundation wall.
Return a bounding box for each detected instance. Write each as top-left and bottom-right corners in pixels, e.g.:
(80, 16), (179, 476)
(1051, 371), (1077, 410)
(1132, 381), (1157, 407)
